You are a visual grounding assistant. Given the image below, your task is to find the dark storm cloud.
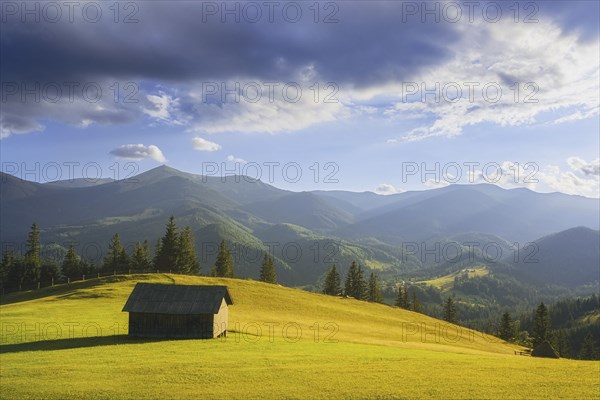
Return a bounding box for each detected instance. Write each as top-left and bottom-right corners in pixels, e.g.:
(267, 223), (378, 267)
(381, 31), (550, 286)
(535, 0), (599, 41)
(0, 1), (458, 86)
(2, 1), (595, 86)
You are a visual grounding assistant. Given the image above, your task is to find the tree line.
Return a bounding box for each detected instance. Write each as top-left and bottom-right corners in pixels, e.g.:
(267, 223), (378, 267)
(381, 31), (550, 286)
(322, 262), (428, 314)
(495, 300), (599, 360)
(0, 218), (280, 290)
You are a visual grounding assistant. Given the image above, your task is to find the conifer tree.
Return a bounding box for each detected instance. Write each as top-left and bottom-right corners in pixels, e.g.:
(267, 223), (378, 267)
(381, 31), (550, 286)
(131, 240), (152, 271)
(555, 329), (570, 358)
(62, 245), (81, 279)
(178, 227), (200, 274)
(0, 247), (15, 287)
(344, 261), (366, 300)
(155, 216), (179, 271)
(323, 264), (341, 295)
(498, 311), (515, 342)
(344, 262), (356, 297)
(212, 240), (234, 277)
(395, 285), (404, 307)
(411, 290), (423, 313)
(356, 265), (367, 300)
(259, 253), (277, 283)
(395, 285), (410, 309)
(24, 223), (41, 282)
(367, 272), (383, 303)
(580, 333), (596, 360)
(103, 233), (129, 271)
(40, 261), (60, 283)
(533, 302), (551, 347)
(153, 238), (162, 271)
(443, 297), (457, 324)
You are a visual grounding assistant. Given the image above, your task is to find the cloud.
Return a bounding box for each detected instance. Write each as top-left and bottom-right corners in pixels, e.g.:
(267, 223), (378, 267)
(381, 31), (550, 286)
(192, 137), (221, 152)
(375, 18), (600, 141)
(567, 157), (600, 176)
(465, 158), (600, 198)
(0, 80), (140, 138)
(1, 1), (597, 141)
(0, 2), (454, 137)
(226, 155), (246, 164)
(375, 183), (401, 195)
(424, 179), (450, 188)
(110, 144), (167, 162)
(0, 3), (455, 88)
(142, 92), (182, 124)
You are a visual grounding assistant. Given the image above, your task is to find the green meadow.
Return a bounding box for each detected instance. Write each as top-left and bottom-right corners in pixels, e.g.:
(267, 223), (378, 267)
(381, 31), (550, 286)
(1, 274), (598, 399)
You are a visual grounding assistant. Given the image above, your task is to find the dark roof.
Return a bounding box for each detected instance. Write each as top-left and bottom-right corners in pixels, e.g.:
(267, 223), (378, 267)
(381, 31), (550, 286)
(531, 341), (560, 358)
(122, 283), (233, 315)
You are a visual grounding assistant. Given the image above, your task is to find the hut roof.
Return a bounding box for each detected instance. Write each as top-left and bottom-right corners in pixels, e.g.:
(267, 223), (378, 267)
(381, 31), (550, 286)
(531, 341), (560, 358)
(122, 283), (233, 315)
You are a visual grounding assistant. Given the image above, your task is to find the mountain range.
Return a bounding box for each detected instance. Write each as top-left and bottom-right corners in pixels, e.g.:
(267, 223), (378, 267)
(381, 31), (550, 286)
(1, 165), (598, 288)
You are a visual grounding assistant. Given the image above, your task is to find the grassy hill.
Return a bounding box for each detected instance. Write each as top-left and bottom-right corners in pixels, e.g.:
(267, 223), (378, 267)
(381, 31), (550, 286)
(419, 266), (490, 291)
(1, 274), (598, 399)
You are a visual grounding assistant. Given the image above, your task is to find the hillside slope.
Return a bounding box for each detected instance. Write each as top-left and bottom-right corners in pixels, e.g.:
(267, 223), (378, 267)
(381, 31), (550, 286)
(0, 274), (510, 354)
(1, 275), (598, 399)
(513, 227), (600, 287)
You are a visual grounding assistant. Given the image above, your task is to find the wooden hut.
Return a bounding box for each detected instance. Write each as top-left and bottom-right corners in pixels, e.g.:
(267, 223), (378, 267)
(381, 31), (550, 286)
(122, 283), (233, 339)
(531, 341), (560, 358)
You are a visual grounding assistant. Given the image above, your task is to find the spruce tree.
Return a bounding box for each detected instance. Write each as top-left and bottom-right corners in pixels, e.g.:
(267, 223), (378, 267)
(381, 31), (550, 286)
(533, 302), (551, 347)
(443, 297), (457, 324)
(556, 329), (570, 358)
(212, 240), (234, 277)
(40, 261), (60, 283)
(153, 238), (162, 271)
(103, 233), (128, 271)
(580, 333), (596, 360)
(155, 216), (179, 271)
(355, 265), (367, 300)
(259, 253), (277, 283)
(24, 223), (41, 282)
(62, 245), (81, 279)
(0, 247), (15, 287)
(178, 227), (200, 274)
(395, 285), (404, 308)
(344, 261), (357, 297)
(6, 257), (27, 288)
(395, 285), (410, 309)
(131, 241), (152, 271)
(367, 272), (383, 303)
(498, 311), (515, 342)
(323, 264), (341, 295)
(344, 262), (366, 300)
(411, 290), (423, 313)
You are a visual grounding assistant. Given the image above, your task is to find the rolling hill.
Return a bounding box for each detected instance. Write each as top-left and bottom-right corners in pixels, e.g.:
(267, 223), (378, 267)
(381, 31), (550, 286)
(511, 227), (600, 287)
(0, 274), (598, 399)
(1, 166), (599, 290)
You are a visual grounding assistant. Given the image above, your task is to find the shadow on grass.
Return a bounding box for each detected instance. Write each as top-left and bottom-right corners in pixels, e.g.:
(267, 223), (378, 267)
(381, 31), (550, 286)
(0, 335), (166, 354)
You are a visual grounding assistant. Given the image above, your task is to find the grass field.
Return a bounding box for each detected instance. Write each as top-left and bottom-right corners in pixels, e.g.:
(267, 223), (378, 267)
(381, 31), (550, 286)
(1, 274), (599, 399)
(419, 266), (490, 291)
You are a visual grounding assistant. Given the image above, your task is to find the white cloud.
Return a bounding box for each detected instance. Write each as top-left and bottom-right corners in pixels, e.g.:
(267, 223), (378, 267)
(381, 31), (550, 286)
(424, 179), (450, 188)
(362, 18), (600, 141)
(110, 144), (167, 163)
(142, 92), (183, 124)
(567, 157), (600, 176)
(188, 78), (346, 134)
(465, 158), (600, 198)
(375, 183), (402, 195)
(192, 136), (221, 152)
(226, 155), (246, 164)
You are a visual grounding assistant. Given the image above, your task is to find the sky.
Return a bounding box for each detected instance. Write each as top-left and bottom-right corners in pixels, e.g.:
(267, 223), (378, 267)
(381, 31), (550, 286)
(1, 0), (599, 197)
